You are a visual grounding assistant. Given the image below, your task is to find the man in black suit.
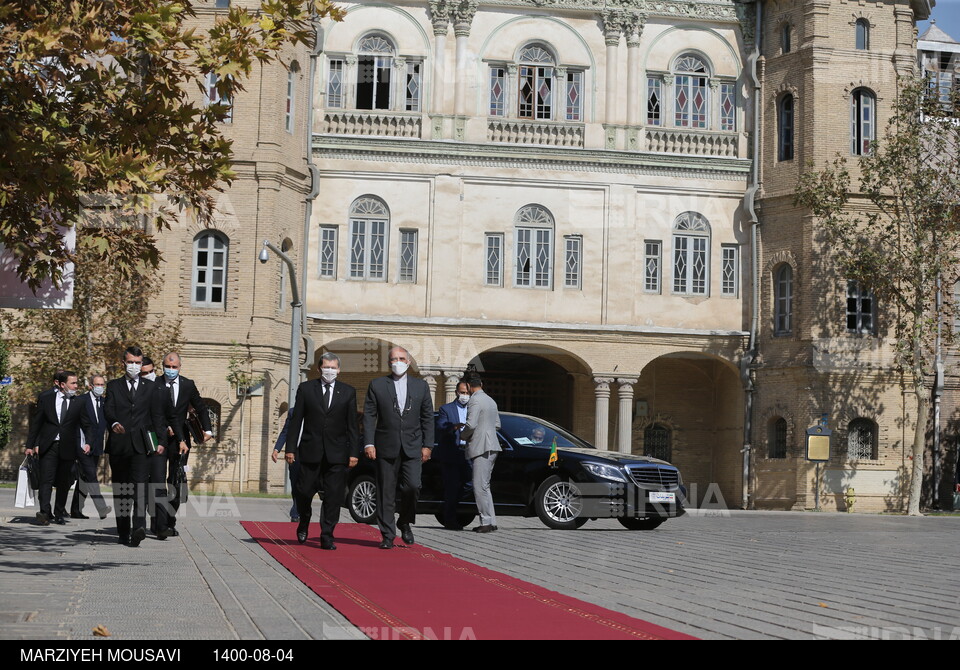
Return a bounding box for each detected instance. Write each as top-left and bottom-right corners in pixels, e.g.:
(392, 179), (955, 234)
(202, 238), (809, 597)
(69, 374), (111, 520)
(103, 345), (172, 547)
(363, 346), (434, 549)
(25, 371), (90, 525)
(155, 352), (212, 537)
(285, 353), (359, 550)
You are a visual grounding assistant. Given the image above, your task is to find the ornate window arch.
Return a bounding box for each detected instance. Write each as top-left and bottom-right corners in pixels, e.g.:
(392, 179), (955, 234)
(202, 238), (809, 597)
(192, 231), (229, 308)
(851, 87), (875, 155)
(672, 212), (710, 295)
(489, 42), (585, 122)
(325, 32), (423, 113)
(349, 196), (389, 281)
(514, 204), (554, 288)
(673, 53), (709, 128)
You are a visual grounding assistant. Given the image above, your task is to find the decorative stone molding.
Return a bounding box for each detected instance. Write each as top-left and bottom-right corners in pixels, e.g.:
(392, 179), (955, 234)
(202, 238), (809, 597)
(452, 0), (478, 37)
(645, 127), (741, 157)
(321, 111), (422, 138)
(624, 13), (647, 48)
(771, 82), (800, 103)
(487, 119), (585, 147)
(428, 0), (451, 35)
(763, 249), (798, 277)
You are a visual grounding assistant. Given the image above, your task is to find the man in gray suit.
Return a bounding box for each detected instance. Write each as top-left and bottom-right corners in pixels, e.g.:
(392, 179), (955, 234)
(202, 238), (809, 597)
(363, 346), (434, 549)
(460, 373), (501, 533)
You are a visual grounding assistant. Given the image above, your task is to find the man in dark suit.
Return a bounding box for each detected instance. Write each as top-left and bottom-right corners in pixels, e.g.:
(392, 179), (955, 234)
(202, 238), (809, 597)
(434, 380), (473, 530)
(155, 352), (212, 537)
(70, 374), (111, 520)
(285, 353), (359, 550)
(363, 346), (434, 549)
(103, 345), (172, 547)
(25, 371), (90, 525)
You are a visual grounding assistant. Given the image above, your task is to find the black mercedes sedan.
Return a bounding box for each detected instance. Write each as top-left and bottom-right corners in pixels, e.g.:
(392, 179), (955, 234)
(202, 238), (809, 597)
(343, 412), (686, 531)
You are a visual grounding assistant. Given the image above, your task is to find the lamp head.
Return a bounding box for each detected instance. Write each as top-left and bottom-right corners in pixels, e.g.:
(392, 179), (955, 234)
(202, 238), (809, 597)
(258, 244), (270, 264)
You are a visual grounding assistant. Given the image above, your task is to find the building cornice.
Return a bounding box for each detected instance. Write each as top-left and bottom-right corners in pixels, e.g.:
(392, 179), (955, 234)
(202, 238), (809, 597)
(313, 135), (751, 181)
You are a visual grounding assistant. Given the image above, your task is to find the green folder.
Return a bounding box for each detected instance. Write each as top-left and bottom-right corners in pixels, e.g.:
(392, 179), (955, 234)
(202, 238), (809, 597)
(143, 429), (160, 453)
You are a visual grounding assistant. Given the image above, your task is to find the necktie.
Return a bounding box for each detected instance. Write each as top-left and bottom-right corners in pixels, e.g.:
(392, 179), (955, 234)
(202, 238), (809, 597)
(323, 383), (332, 409)
(129, 379), (136, 402)
(59, 394), (68, 424)
(169, 381), (176, 405)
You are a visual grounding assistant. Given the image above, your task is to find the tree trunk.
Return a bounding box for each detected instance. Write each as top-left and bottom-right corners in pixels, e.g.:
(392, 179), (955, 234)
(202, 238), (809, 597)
(908, 389), (928, 516)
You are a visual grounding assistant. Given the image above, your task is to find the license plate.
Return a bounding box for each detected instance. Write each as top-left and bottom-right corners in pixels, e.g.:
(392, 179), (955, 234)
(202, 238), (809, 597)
(649, 491), (675, 504)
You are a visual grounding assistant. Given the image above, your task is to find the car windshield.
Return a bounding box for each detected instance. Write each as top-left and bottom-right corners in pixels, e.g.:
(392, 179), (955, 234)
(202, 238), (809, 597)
(499, 413), (596, 450)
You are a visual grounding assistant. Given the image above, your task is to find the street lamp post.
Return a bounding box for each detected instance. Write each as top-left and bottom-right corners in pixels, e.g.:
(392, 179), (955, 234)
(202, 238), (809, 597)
(259, 240), (302, 494)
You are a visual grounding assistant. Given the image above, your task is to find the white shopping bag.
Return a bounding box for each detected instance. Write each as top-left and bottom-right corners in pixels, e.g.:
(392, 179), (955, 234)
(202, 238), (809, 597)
(15, 459), (36, 509)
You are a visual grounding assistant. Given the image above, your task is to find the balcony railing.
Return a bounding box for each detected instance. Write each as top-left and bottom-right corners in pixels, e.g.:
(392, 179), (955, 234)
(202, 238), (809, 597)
(320, 111), (422, 138)
(645, 127), (740, 158)
(487, 119), (585, 148)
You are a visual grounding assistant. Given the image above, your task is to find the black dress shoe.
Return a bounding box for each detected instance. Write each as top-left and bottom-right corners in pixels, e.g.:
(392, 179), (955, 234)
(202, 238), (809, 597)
(35, 512), (50, 526)
(98, 506), (112, 520)
(399, 523), (415, 545)
(53, 516), (68, 525)
(473, 524), (497, 533)
(70, 512), (89, 520)
(129, 528), (146, 548)
(379, 539), (394, 549)
(320, 538), (337, 551)
(169, 528), (179, 537)
(296, 518), (310, 545)
(156, 528), (173, 540)
(118, 536), (129, 545)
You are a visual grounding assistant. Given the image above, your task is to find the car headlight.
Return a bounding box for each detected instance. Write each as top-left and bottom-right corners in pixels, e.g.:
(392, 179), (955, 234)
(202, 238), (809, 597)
(581, 462), (627, 482)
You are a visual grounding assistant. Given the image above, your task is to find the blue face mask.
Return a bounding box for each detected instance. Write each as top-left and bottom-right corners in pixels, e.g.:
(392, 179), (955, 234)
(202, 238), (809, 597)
(163, 367), (179, 381)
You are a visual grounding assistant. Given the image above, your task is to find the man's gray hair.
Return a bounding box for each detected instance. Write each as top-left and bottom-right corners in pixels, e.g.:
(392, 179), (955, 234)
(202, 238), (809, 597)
(320, 352), (341, 367)
(89, 373), (106, 385)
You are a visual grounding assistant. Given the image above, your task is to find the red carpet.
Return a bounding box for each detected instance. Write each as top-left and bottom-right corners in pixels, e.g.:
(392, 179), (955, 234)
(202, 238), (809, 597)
(242, 521), (696, 640)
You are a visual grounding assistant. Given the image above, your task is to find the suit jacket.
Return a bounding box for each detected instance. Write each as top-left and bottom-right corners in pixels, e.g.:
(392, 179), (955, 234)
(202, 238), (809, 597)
(434, 399), (469, 463)
(287, 380), (360, 464)
(79, 393), (108, 458)
(155, 375), (207, 447)
(103, 375), (170, 456)
(363, 374), (435, 459)
(460, 389), (501, 460)
(25, 389), (89, 460)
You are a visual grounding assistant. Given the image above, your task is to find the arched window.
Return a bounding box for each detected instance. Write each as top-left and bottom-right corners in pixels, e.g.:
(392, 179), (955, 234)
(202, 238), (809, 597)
(855, 19), (870, 50)
(674, 53), (709, 128)
(349, 196), (389, 280)
(672, 212), (710, 295)
(851, 88), (875, 156)
(514, 204), (554, 288)
(325, 33), (423, 113)
(644, 424), (672, 461)
(781, 23), (792, 54)
(192, 231), (229, 307)
(285, 61), (299, 133)
(769, 417), (788, 459)
(489, 43), (586, 122)
(847, 418), (877, 459)
(778, 94), (795, 161)
(774, 264), (793, 335)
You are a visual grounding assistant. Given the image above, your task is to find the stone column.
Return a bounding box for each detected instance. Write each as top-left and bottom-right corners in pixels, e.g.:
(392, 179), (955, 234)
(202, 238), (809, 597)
(429, 0), (450, 114)
(394, 56), (407, 112)
(625, 14), (645, 127)
(616, 377), (639, 454)
(601, 12), (622, 125)
(593, 377), (614, 450)
(420, 368), (441, 406)
(442, 369), (463, 404)
(452, 0), (477, 117)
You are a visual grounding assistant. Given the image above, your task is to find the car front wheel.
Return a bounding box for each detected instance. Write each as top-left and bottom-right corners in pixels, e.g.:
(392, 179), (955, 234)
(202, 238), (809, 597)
(347, 474), (377, 524)
(618, 516), (666, 531)
(534, 476), (588, 530)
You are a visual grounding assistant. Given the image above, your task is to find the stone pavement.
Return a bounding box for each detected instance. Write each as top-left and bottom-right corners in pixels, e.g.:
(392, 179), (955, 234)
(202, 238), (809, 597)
(1, 488), (959, 640)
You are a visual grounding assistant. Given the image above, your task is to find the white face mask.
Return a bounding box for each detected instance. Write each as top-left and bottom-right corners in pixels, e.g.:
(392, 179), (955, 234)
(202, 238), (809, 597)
(62, 387), (77, 397)
(92, 385), (105, 397)
(126, 363), (142, 378)
(320, 367), (339, 383)
(390, 361), (409, 377)
(143, 371), (156, 382)
(457, 394), (470, 405)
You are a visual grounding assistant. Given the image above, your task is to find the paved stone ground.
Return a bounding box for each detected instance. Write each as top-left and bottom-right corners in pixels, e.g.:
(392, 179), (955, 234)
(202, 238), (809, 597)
(2, 488), (959, 640)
